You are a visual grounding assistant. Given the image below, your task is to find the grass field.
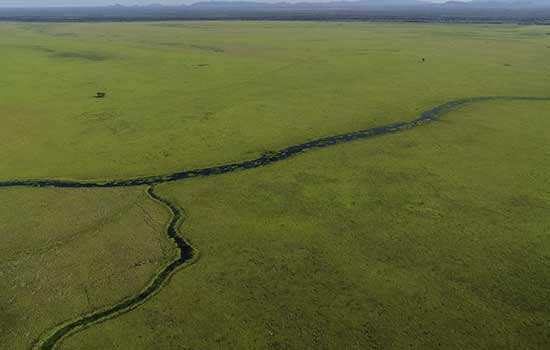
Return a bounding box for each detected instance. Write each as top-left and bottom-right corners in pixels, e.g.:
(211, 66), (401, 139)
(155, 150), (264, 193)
(0, 187), (174, 350)
(1, 21), (549, 350)
(59, 100), (550, 350)
(1, 21), (549, 181)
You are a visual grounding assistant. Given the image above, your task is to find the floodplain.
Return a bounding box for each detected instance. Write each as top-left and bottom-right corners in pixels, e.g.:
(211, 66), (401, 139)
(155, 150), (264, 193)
(1, 21), (549, 350)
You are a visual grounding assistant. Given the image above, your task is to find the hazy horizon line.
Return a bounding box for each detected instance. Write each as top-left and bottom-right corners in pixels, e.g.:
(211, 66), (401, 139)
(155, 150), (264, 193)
(0, 0), (472, 9)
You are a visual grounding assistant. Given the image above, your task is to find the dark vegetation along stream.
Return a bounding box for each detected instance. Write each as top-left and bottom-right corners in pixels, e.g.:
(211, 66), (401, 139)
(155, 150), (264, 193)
(1, 96), (547, 350)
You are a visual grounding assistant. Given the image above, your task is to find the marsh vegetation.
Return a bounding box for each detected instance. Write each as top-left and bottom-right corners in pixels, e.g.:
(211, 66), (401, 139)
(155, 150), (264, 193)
(1, 21), (549, 350)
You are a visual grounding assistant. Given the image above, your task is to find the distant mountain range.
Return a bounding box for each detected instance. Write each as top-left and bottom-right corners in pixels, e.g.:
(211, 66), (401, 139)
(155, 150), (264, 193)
(1, 0), (550, 23)
(2, 0), (550, 10)
(119, 1), (550, 9)
(441, 0), (550, 7)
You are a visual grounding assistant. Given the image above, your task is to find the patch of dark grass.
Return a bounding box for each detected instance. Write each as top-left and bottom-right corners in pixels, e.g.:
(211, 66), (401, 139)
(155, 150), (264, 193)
(17, 45), (56, 54)
(157, 42), (185, 47)
(51, 51), (113, 62)
(190, 44), (224, 53)
(51, 32), (79, 37)
(356, 48), (401, 53)
(15, 45), (113, 62)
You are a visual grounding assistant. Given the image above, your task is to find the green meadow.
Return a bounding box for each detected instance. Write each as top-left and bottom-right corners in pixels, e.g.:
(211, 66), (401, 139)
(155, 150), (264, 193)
(0, 21), (549, 180)
(63, 100), (550, 350)
(0, 187), (174, 350)
(0, 21), (549, 350)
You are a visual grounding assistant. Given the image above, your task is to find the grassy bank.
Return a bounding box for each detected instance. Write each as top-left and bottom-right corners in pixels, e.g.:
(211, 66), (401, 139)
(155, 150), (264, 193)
(1, 22), (549, 181)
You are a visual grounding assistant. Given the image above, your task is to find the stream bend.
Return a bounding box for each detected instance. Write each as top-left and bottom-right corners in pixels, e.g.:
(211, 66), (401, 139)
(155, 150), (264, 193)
(32, 186), (195, 350)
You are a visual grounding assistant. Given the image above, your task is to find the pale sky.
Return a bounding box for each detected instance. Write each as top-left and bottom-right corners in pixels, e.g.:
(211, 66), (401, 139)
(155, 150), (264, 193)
(0, 0), (468, 7)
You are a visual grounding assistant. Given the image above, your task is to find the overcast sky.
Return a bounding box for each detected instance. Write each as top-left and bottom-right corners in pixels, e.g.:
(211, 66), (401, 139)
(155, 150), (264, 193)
(0, 0), (466, 7)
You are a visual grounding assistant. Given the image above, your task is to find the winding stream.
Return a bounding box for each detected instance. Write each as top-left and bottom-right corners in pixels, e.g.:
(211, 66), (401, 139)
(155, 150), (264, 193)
(3, 96), (548, 190)
(34, 187), (193, 350)
(1, 96), (548, 349)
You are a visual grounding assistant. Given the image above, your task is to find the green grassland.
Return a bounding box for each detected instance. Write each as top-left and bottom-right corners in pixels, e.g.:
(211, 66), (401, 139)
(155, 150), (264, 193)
(0, 22), (549, 181)
(0, 187), (174, 350)
(0, 21), (550, 350)
(62, 100), (550, 350)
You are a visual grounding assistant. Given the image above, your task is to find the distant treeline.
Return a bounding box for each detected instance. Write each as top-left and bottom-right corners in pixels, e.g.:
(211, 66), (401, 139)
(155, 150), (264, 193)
(1, 6), (550, 24)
